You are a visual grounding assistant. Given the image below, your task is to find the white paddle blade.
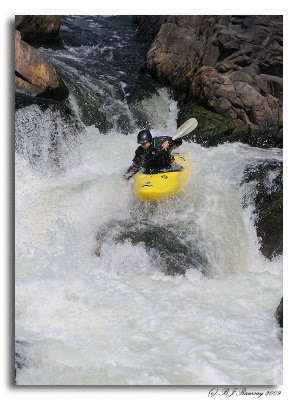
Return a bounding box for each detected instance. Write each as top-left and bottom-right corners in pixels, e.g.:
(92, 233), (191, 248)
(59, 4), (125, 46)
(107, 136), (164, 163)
(172, 118), (198, 140)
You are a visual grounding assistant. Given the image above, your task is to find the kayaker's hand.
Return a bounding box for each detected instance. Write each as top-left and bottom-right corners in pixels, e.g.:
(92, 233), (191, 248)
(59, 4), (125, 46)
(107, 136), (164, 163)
(162, 140), (170, 151)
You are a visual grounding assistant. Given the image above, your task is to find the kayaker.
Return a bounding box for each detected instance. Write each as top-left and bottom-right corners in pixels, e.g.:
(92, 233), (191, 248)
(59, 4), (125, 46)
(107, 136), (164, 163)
(123, 129), (182, 180)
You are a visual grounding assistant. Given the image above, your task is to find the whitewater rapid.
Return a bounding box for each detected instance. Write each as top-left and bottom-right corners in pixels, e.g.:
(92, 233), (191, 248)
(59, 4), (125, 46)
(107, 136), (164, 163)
(15, 101), (282, 384)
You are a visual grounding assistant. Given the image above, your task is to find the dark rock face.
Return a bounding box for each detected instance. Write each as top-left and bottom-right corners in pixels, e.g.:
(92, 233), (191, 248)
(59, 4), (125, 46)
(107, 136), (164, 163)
(15, 15), (61, 44)
(15, 30), (68, 101)
(133, 15), (166, 40)
(241, 160), (283, 260)
(134, 15), (283, 146)
(275, 297), (283, 328)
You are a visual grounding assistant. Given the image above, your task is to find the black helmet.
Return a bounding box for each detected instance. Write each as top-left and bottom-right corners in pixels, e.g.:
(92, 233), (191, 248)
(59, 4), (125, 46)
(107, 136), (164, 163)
(137, 129), (152, 144)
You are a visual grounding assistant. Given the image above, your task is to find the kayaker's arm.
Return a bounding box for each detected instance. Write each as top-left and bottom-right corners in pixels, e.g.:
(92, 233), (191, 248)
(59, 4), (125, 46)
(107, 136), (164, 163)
(123, 163), (140, 180)
(123, 147), (160, 180)
(123, 148), (144, 180)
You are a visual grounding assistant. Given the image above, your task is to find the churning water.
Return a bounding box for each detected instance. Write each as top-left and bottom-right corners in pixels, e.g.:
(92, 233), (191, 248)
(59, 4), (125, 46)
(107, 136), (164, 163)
(15, 16), (282, 385)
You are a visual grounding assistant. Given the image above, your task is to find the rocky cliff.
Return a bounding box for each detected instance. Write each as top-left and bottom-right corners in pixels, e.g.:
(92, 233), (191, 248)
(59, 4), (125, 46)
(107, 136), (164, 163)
(15, 15), (61, 44)
(134, 15), (283, 148)
(15, 16), (68, 102)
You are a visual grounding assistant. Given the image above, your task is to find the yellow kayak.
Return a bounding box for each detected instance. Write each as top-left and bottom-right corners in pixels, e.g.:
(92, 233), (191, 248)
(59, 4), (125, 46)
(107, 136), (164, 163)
(133, 153), (189, 201)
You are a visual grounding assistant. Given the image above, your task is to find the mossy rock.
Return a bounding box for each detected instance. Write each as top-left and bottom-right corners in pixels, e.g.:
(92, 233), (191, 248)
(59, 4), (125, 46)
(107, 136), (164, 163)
(178, 101), (248, 146)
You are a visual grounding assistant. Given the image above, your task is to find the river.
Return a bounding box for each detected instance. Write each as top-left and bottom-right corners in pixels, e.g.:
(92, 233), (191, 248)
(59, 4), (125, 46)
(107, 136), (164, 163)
(15, 15), (282, 385)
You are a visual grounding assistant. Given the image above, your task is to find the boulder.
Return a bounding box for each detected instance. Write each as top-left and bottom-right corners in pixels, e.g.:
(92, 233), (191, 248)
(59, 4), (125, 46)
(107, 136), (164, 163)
(190, 66), (282, 146)
(15, 30), (68, 101)
(15, 15), (61, 44)
(178, 101), (248, 146)
(134, 15), (283, 146)
(133, 15), (166, 40)
(275, 297), (283, 328)
(241, 159), (283, 260)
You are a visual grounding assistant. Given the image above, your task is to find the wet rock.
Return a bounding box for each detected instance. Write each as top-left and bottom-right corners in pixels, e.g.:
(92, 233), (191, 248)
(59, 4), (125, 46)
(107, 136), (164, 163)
(191, 66), (281, 140)
(15, 15), (61, 44)
(241, 160), (283, 259)
(15, 30), (69, 101)
(95, 219), (209, 276)
(178, 101), (248, 146)
(134, 15), (283, 147)
(256, 196), (283, 259)
(133, 15), (166, 40)
(275, 297), (283, 328)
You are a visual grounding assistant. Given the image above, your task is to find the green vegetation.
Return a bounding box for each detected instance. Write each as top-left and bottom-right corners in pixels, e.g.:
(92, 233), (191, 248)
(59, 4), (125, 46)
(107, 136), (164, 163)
(178, 101), (247, 146)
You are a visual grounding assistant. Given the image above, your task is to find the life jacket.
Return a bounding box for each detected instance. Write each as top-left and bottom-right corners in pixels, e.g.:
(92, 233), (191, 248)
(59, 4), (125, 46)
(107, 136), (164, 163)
(143, 136), (173, 170)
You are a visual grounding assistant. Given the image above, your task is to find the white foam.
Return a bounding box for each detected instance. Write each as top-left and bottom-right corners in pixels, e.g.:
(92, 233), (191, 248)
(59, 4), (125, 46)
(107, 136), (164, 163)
(15, 100), (283, 385)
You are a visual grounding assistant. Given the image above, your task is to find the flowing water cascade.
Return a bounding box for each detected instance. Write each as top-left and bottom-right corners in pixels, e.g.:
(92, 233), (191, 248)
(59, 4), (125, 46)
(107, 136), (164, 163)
(15, 16), (282, 385)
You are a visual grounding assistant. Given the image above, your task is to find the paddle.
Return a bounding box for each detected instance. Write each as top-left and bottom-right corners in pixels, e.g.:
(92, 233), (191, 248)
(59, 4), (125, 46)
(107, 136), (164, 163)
(125, 118), (198, 180)
(171, 118), (198, 141)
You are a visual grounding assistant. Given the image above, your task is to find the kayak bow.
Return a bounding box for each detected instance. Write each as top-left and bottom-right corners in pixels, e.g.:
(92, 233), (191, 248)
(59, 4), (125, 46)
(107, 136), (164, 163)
(133, 153), (189, 201)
